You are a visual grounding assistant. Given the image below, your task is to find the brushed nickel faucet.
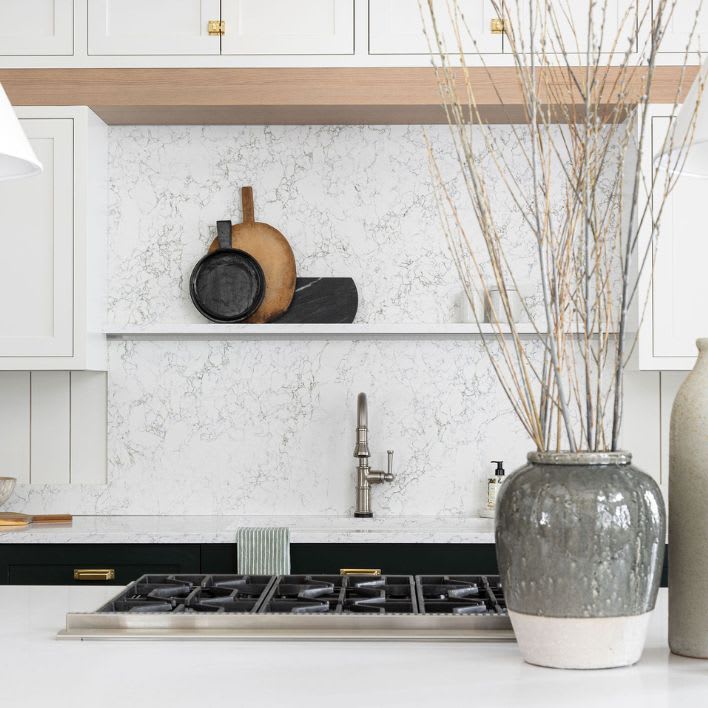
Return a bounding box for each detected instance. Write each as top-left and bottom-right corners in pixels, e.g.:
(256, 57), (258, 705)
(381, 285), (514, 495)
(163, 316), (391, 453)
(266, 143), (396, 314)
(353, 392), (394, 518)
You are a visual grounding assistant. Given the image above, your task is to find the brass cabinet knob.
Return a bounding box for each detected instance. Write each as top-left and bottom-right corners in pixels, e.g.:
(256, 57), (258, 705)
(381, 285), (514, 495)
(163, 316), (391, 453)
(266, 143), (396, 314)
(208, 20), (225, 36)
(491, 18), (505, 34)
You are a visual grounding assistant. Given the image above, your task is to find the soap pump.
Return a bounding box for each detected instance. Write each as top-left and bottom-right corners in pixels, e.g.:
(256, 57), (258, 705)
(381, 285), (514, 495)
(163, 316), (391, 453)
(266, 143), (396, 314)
(480, 460), (506, 518)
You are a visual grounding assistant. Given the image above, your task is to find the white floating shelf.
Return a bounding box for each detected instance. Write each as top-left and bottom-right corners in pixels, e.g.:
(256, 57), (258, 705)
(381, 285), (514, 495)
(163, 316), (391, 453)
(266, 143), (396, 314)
(104, 322), (560, 340)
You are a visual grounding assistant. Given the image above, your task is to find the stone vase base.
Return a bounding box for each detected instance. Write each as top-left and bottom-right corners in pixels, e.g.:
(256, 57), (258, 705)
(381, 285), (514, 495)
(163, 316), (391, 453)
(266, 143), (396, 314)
(669, 642), (708, 660)
(509, 610), (653, 669)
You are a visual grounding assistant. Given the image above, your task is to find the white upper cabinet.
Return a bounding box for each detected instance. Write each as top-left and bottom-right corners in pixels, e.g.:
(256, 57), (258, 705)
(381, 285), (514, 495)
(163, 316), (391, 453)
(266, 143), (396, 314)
(0, 119), (73, 358)
(220, 0), (354, 55)
(503, 0), (638, 56)
(369, 0), (503, 54)
(87, 0), (221, 55)
(636, 108), (708, 370)
(654, 0), (708, 55)
(0, 107), (107, 371)
(0, 0), (678, 65)
(0, 0), (73, 55)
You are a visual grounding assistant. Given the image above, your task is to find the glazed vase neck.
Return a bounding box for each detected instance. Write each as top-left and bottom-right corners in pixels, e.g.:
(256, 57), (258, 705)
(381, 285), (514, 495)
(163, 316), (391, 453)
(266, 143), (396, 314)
(527, 451), (631, 466)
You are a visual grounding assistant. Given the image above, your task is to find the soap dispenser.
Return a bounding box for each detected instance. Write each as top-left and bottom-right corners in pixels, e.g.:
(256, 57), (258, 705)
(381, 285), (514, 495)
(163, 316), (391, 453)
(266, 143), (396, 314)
(480, 460), (506, 518)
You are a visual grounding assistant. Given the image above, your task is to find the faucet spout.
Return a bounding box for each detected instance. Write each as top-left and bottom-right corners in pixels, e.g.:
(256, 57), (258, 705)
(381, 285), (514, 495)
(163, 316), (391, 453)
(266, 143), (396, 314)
(353, 392), (370, 458)
(357, 392), (367, 428)
(352, 392), (394, 518)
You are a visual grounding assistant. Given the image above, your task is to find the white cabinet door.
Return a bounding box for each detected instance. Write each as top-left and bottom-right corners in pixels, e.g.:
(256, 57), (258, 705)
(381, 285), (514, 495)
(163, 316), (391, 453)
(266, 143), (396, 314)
(503, 0), (638, 56)
(650, 114), (708, 363)
(636, 109), (708, 370)
(0, 119), (74, 358)
(221, 0), (354, 54)
(0, 0), (73, 56)
(655, 0), (708, 55)
(369, 0), (502, 54)
(88, 0), (221, 55)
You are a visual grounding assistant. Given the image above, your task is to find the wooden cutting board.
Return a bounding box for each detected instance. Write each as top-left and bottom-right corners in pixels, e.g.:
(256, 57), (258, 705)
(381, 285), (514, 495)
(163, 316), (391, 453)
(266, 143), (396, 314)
(209, 186), (296, 323)
(0, 512), (72, 527)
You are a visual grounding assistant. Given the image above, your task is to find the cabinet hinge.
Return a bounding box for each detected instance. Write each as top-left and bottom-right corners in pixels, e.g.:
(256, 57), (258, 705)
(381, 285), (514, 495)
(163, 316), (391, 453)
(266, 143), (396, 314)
(208, 20), (225, 36)
(490, 18), (506, 34)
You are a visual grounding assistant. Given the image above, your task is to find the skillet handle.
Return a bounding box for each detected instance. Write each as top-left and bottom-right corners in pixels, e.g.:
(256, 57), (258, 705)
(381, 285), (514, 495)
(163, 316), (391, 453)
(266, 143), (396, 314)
(216, 220), (233, 250)
(241, 186), (255, 224)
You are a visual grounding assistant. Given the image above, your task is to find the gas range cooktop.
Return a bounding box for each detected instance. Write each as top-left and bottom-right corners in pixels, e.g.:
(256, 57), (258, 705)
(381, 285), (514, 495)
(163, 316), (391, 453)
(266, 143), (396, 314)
(59, 573), (513, 641)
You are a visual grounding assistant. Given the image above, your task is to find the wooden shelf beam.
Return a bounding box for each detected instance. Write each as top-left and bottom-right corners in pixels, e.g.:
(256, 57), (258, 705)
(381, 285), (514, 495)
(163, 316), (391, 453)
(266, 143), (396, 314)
(0, 67), (696, 125)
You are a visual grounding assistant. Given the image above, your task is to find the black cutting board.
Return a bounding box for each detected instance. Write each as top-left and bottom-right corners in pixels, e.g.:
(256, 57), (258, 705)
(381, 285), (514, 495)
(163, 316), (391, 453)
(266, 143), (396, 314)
(275, 277), (358, 324)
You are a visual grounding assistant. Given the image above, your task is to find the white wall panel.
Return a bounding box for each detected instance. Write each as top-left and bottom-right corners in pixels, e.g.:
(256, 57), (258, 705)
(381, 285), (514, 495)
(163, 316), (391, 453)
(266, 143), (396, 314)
(70, 372), (107, 484)
(660, 371), (688, 498)
(621, 370), (661, 484)
(0, 372), (30, 485)
(30, 371), (70, 484)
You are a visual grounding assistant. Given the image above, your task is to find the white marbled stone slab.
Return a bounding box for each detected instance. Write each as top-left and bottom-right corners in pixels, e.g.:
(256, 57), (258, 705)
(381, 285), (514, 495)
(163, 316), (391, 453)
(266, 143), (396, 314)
(0, 514), (495, 544)
(5, 125), (554, 517)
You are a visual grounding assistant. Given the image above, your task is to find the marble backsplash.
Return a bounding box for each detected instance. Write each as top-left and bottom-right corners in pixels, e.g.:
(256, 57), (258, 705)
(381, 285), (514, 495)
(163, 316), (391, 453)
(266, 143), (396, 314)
(11, 125), (638, 516)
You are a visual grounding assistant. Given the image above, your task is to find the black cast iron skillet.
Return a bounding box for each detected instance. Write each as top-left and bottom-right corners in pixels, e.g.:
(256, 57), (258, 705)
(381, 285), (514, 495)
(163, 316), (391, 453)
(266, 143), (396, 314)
(189, 220), (265, 323)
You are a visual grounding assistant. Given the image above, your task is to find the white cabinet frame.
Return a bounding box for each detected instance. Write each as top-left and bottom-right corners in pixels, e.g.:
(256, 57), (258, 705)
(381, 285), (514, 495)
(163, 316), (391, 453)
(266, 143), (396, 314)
(0, 119), (74, 358)
(0, 0), (74, 56)
(221, 0), (354, 55)
(653, 0), (708, 56)
(0, 107), (107, 371)
(634, 105), (705, 371)
(0, 0), (652, 68)
(368, 0), (503, 55)
(87, 0), (221, 56)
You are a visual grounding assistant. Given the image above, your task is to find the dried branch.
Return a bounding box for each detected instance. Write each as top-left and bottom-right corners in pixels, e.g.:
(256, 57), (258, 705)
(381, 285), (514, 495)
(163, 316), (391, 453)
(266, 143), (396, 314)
(423, 0), (703, 451)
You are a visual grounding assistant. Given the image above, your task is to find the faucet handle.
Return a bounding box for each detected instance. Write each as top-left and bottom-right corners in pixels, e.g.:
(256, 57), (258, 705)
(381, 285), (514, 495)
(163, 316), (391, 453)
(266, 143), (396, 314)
(384, 449), (394, 481)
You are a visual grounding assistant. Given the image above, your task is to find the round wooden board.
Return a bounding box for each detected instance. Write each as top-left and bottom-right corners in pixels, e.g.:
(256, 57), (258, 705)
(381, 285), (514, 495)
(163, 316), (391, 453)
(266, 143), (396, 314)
(208, 188), (296, 323)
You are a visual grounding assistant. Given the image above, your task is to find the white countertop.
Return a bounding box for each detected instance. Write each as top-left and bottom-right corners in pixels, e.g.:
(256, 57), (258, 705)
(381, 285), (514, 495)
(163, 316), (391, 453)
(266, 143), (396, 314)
(0, 514), (495, 544)
(0, 586), (703, 707)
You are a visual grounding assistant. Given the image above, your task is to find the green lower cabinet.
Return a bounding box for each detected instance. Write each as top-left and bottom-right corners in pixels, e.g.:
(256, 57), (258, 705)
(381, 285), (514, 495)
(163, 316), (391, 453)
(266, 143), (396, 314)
(290, 543), (499, 575)
(0, 544), (201, 585)
(0, 543), (669, 586)
(0, 543), (497, 584)
(201, 543), (498, 575)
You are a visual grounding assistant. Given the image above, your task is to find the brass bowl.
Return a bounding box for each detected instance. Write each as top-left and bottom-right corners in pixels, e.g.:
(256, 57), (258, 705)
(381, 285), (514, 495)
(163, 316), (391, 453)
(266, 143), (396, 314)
(0, 477), (16, 506)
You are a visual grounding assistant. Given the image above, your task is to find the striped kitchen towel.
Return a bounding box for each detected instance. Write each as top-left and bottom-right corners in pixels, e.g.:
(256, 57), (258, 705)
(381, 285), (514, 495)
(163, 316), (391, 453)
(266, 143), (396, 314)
(236, 526), (291, 575)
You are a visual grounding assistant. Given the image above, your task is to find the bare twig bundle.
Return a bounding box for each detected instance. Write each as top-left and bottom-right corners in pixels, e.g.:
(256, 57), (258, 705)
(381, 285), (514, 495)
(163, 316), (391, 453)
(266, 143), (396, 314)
(423, 0), (704, 451)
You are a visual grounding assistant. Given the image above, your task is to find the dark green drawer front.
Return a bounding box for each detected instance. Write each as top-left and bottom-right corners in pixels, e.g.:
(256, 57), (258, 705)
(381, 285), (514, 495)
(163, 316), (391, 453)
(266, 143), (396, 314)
(201, 543), (498, 575)
(0, 544), (200, 585)
(291, 543), (498, 575)
(9, 563), (185, 585)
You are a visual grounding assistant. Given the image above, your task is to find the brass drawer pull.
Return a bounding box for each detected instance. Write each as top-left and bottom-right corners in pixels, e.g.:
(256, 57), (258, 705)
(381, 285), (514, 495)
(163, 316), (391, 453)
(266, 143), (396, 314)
(73, 568), (115, 581)
(339, 568), (381, 576)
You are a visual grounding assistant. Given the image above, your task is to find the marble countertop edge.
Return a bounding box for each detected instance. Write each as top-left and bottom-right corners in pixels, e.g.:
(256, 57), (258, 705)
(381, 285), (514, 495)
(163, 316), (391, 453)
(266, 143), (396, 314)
(0, 515), (496, 544)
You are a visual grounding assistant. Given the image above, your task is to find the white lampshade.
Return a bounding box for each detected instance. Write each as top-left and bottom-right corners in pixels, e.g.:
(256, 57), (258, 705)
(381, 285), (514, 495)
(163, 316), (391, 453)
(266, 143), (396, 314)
(0, 82), (42, 181)
(664, 58), (708, 178)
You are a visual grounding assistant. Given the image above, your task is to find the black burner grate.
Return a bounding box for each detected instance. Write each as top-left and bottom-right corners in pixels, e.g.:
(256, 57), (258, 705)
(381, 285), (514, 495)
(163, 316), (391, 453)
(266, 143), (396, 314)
(259, 574), (418, 614)
(97, 574), (276, 614)
(416, 575), (506, 615)
(96, 573), (507, 616)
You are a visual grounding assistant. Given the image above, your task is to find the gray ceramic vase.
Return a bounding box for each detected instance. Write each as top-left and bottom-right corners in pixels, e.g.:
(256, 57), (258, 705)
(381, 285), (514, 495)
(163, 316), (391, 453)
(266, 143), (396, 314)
(495, 451), (665, 669)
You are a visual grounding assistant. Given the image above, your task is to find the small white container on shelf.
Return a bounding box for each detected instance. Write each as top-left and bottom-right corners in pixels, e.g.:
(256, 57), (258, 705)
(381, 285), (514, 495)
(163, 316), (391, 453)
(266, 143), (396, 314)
(479, 460), (506, 518)
(484, 288), (524, 324)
